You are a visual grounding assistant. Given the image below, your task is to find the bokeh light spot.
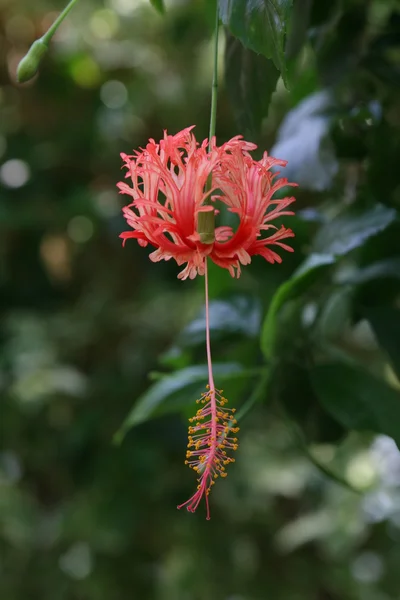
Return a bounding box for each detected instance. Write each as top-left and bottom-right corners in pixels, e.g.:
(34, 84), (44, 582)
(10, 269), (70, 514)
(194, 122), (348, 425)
(69, 56), (102, 88)
(0, 159), (30, 188)
(5, 15), (35, 43)
(346, 452), (377, 489)
(90, 9), (119, 40)
(40, 234), (71, 282)
(100, 80), (128, 109)
(95, 190), (120, 217)
(351, 551), (384, 583)
(67, 216), (94, 243)
(59, 542), (93, 580)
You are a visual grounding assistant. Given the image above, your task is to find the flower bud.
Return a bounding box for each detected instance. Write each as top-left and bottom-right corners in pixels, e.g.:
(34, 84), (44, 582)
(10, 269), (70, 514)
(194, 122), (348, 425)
(17, 39), (48, 83)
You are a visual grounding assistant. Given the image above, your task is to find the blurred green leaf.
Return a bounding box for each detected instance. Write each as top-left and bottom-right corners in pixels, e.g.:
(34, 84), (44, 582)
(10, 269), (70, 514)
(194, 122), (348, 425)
(261, 254), (335, 360)
(364, 306), (400, 380)
(362, 13), (400, 88)
(225, 33), (280, 137)
(314, 4), (367, 86)
(149, 0), (165, 14)
(367, 120), (400, 203)
(316, 286), (353, 341)
(176, 294), (262, 348)
(345, 257), (400, 285)
(115, 363), (260, 440)
(271, 91), (338, 191)
(279, 363), (346, 444)
(219, 0), (293, 86)
(313, 204), (397, 256)
(311, 362), (400, 447)
(285, 0), (312, 61)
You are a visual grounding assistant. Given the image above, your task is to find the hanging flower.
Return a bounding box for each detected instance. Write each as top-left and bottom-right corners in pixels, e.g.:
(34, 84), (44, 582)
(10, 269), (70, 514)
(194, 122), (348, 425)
(118, 127), (297, 279)
(118, 127), (297, 519)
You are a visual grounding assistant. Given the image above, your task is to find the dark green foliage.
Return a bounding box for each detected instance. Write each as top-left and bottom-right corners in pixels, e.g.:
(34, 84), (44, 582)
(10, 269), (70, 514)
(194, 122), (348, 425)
(311, 363), (400, 447)
(220, 0), (293, 85)
(364, 306), (400, 380)
(149, 0), (165, 15)
(2, 0), (400, 598)
(225, 32), (280, 138)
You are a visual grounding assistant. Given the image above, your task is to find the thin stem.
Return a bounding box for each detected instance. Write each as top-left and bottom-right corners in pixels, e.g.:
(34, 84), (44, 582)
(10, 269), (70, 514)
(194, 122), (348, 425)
(198, 1), (219, 234)
(204, 259), (215, 391)
(42, 0), (81, 45)
(208, 1), (220, 151)
(204, 258), (217, 519)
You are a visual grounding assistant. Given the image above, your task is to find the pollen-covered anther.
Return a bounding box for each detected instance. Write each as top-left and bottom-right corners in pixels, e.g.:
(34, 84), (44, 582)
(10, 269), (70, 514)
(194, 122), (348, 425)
(178, 386), (239, 519)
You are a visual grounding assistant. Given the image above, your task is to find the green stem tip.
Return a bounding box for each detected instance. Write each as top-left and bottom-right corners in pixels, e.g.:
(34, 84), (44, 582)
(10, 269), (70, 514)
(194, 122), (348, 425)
(16, 0), (81, 83)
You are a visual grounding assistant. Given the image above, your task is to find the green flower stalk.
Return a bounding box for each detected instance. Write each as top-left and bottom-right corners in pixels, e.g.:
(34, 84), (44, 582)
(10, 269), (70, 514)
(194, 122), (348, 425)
(17, 0), (81, 83)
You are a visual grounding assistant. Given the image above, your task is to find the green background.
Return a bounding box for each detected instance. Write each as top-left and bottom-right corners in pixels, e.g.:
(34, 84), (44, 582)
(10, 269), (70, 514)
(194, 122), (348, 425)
(1, 0), (400, 599)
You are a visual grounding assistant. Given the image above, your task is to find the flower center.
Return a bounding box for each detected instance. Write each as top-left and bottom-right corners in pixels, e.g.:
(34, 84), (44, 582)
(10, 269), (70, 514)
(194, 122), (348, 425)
(197, 210), (215, 244)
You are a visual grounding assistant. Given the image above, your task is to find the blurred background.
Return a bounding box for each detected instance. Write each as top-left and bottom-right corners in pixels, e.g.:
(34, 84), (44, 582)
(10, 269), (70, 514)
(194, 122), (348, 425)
(1, 0), (400, 599)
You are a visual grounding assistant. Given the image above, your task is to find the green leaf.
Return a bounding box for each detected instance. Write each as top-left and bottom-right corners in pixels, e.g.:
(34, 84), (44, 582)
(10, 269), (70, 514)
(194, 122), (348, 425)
(115, 363), (259, 442)
(315, 5), (368, 86)
(364, 306), (400, 380)
(285, 0), (312, 61)
(261, 253), (335, 360)
(278, 363), (346, 444)
(225, 33), (280, 137)
(345, 257), (400, 285)
(271, 91), (338, 191)
(220, 0), (293, 86)
(313, 204), (397, 257)
(149, 0), (165, 14)
(316, 286), (353, 340)
(176, 294), (262, 348)
(311, 362), (400, 447)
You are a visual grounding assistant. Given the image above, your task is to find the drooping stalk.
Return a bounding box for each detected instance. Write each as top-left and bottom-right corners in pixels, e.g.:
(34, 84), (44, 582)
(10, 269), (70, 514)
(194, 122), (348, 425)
(208, 1), (220, 151)
(203, 1), (219, 488)
(203, 1), (220, 493)
(42, 0), (82, 45)
(204, 259), (217, 517)
(178, 1), (239, 519)
(197, 0), (220, 243)
(204, 259), (215, 394)
(17, 0), (82, 82)
(177, 260), (239, 520)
